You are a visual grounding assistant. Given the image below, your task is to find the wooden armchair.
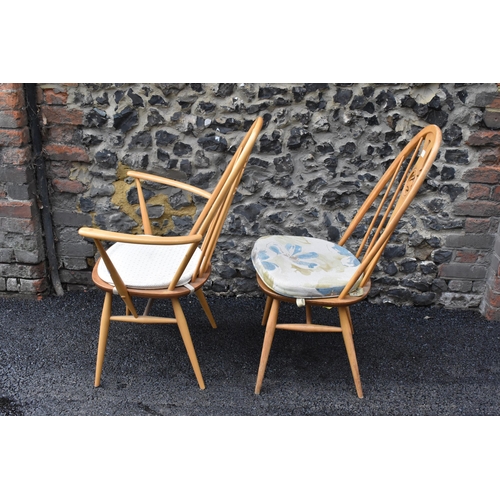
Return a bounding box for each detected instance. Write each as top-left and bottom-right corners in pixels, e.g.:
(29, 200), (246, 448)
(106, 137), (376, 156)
(79, 116), (263, 389)
(251, 124), (442, 397)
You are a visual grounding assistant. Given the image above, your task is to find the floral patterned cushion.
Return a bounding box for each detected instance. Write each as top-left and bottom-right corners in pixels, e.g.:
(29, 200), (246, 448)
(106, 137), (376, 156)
(251, 235), (362, 299)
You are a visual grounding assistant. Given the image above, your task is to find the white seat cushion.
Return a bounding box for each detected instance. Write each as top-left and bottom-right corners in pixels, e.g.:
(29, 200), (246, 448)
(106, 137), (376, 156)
(251, 235), (362, 299)
(97, 241), (202, 289)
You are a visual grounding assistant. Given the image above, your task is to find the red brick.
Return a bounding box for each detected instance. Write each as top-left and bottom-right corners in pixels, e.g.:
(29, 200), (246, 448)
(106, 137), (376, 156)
(467, 183), (491, 200)
(468, 131), (500, 147)
(43, 89), (68, 105)
(482, 304), (500, 321)
(36, 86), (44, 105)
(485, 291), (500, 309)
(0, 200), (34, 218)
(19, 277), (48, 294)
(0, 165), (33, 184)
(28, 263), (47, 279)
(47, 161), (71, 179)
(462, 167), (500, 184)
(487, 96), (500, 109)
(44, 143), (89, 162)
(0, 146), (31, 165)
(0, 217), (36, 234)
(41, 106), (84, 126)
(0, 128), (30, 147)
(0, 83), (23, 91)
(464, 218), (491, 233)
(0, 109), (27, 128)
(45, 124), (81, 144)
(52, 178), (86, 194)
(484, 110), (500, 129)
(478, 148), (500, 165)
(455, 250), (479, 263)
(0, 262), (46, 279)
(492, 186), (500, 201)
(0, 89), (25, 110)
(487, 276), (500, 294)
(454, 200), (500, 217)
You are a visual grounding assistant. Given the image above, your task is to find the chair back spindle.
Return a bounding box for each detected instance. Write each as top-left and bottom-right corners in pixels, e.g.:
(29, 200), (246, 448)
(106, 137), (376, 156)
(338, 125), (442, 299)
(191, 118), (263, 279)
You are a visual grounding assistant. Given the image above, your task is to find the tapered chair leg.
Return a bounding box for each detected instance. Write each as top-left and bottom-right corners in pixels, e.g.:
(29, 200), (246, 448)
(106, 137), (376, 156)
(171, 298), (205, 390)
(195, 289), (217, 329)
(261, 296), (273, 326)
(95, 291), (112, 387)
(346, 306), (354, 335)
(143, 298), (154, 316)
(338, 306), (363, 398)
(255, 298), (280, 394)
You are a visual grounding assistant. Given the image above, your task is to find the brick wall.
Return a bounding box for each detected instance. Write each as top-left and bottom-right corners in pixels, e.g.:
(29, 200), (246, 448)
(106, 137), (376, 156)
(0, 84), (48, 295)
(461, 89), (500, 320)
(36, 84), (94, 290)
(482, 222), (500, 320)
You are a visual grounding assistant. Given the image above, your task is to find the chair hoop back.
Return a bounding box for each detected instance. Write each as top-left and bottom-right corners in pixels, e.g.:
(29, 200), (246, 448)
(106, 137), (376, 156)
(191, 117), (263, 277)
(338, 124), (442, 299)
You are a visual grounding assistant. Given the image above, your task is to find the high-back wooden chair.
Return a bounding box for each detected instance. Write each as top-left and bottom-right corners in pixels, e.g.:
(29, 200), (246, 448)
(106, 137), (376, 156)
(251, 124), (442, 398)
(79, 116), (263, 389)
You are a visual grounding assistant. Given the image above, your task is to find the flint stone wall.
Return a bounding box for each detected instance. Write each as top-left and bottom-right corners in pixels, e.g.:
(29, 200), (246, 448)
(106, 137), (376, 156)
(3, 83), (500, 315)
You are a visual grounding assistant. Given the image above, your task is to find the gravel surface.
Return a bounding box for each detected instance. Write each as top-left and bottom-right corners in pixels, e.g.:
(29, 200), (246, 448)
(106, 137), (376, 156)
(1, 289), (499, 416)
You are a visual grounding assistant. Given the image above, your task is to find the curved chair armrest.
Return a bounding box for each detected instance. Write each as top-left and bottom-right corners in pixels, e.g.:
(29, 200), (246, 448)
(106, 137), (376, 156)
(126, 170), (211, 199)
(78, 227), (203, 245)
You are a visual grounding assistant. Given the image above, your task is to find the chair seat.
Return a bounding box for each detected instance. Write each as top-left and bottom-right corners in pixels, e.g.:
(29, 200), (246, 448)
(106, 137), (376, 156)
(251, 235), (362, 299)
(97, 240), (202, 289)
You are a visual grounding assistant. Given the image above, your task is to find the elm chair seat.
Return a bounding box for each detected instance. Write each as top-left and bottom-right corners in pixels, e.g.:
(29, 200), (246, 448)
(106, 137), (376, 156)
(252, 235), (362, 299)
(97, 240), (202, 290)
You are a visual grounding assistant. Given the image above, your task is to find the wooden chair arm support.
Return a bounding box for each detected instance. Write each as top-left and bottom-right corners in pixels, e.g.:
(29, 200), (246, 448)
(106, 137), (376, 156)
(126, 170), (211, 199)
(78, 227), (203, 246)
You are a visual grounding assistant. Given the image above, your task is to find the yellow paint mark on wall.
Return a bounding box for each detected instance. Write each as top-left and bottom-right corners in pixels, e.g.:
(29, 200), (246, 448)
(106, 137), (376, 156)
(110, 163), (197, 235)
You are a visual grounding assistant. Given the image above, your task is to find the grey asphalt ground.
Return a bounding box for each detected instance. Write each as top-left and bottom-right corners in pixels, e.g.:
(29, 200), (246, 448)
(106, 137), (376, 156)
(1, 289), (499, 416)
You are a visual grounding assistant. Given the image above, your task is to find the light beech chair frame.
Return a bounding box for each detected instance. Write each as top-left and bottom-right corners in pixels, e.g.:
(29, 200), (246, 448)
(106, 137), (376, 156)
(79, 117), (263, 389)
(254, 124), (442, 398)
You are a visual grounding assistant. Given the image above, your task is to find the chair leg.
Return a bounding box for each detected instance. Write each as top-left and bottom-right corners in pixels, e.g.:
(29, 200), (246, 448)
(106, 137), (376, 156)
(261, 296), (273, 326)
(255, 298), (280, 395)
(346, 306), (354, 335)
(95, 291), (112, 387)
(338, 306), (363, 398)
(143, 298), (154, 316)
(195, 289), (217, 329)
(171, 298), (206, 390)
